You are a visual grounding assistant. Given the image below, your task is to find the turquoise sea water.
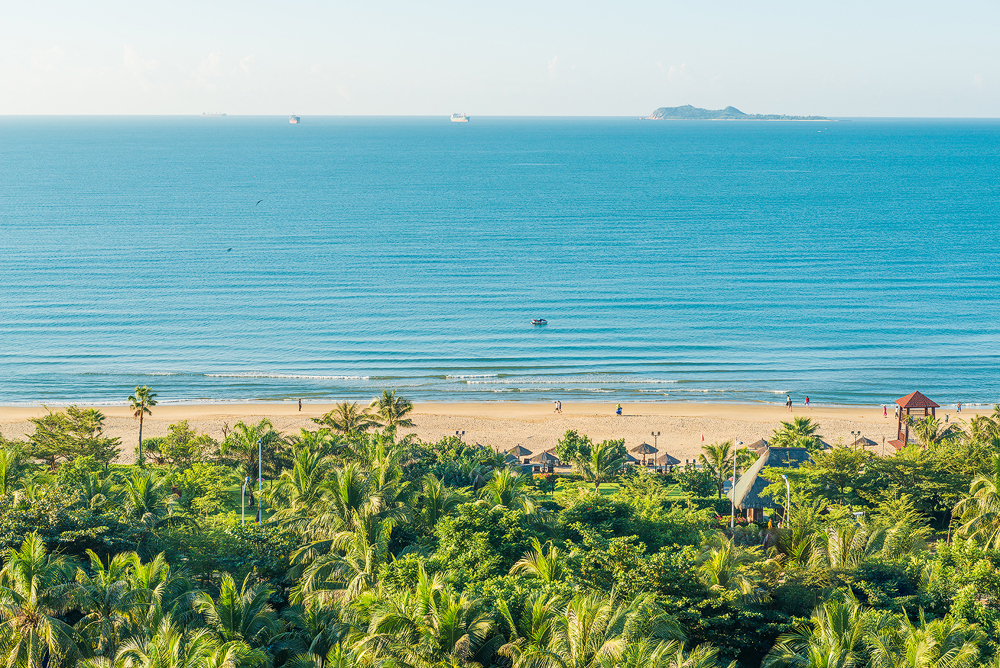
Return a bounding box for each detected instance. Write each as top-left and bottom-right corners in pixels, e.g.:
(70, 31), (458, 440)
(1, 116), (998, 406)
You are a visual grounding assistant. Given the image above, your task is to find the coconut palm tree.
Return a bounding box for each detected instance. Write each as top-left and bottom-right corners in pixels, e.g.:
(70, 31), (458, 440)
(867, 612), (981, 668)
(418, 473), (468, 530)
(772, 417), (821, 449)
(269, 445), (336, 531)
(910, 416), (963, 448)
(127, 385), (157, 466)
(313, 402), (378, 435)
(576, 439), (627, 491)
(0, 533), (79, 668)
(369, 390), (414, 431)
(510, 537), (566, 583)
(221, 419), (283, 508)
(121, 470), (177, 533)
(954, 459), (1000, 548)
(497, 591), (564, 664)
(195, 573), (278, 648)
(699, 440), (734, 499)
(696, 535), (768, 598)
(362, 565), (496, 666)
(0, 446), (30, 496)
(764, 591), (889, 668)
(479, 467), (535, 512)
(73, 550), (146, 659)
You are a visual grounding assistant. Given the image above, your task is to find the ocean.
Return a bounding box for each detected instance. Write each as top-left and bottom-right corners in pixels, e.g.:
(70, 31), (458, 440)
(1, 116), (998, 407)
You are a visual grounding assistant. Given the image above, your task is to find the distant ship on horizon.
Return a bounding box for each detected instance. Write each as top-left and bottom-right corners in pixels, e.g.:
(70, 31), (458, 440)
(201, 112), (226, 117)
(289, 114), (300, 124)
(450, 113), (469, 123)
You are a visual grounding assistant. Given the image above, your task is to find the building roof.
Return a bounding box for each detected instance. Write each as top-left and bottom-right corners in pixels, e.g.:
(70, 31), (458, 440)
(729, 447), (812, 510)
(506, 445), (531, 457)
(654, 452), (681, 466)
(529, 451), (558, 464)
(630, 442), (658, 455)
(747, 438), (770, 453)
(896, 391), (940, 409)
(851, 436), (878, 449)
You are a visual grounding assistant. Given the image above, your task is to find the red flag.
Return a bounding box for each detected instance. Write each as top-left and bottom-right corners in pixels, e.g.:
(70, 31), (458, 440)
(701, 434), (704, 442)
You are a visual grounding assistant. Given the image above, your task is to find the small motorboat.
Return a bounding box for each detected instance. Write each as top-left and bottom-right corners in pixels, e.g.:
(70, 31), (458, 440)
(531, 318), (547, 325)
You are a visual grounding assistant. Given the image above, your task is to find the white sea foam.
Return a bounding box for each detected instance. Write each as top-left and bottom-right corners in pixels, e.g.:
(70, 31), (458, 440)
(446, 374), (499, 379)
(205, 373), (370, 380)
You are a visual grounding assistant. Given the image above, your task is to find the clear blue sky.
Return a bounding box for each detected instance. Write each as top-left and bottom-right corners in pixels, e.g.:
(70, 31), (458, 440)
(2, 0), (997, 116)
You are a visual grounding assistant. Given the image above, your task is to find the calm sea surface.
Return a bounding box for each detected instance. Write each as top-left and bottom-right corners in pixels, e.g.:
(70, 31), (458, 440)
(1, 116), (998, 406)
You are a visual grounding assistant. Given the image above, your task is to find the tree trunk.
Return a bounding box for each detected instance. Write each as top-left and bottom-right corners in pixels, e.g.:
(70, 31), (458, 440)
(138, 414), (144, 466)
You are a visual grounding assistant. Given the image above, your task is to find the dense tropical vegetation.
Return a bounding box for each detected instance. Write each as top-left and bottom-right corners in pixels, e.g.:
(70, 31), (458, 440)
(1, 397), (1000, 668)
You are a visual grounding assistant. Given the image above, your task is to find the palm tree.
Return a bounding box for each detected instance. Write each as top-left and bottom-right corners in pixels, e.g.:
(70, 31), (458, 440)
(363, 565), (496, 666)
(479, 467), (535, 512)
(0, 446), (30, 496)
(699, 440), (734, 499)
(696, 535), (768, 598)
(73, 550), (146, 659)
(313, 402), (378, 434)
(910, 415), (962, 448)
(127, 385), (157, 466)
(772, 417), (821, 449)
(269, 445), (335, 530)
(510, 537), (566, 583)
(0, 533), (79, 668)
(954, 459), (1000, 548)
(867, 612), (981, 668)
(418, 473), (468, 530)
(369, 390), (414, 431)
(764, 592), (887, 668)
(221, 419), (283, 504)
(575, 439), (627, 491)
(195, 573), (278, 648)
(513, 593), (684, 668)
(100, 618), (260, 668)
(122, 470), (177, 533)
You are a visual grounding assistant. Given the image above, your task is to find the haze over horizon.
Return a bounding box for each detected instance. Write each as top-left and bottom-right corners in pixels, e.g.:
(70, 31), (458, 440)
(2, 0), (998, 117)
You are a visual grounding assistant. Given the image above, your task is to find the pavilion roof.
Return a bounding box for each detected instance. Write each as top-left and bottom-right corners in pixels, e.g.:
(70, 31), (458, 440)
(654, 452), (680, 465)
(729, 447), (812, 510)
(507, 445), (531, 457)
(630, 443), (658, 455)
(895, 391), (940, 409)
(529, 451), (558, 464)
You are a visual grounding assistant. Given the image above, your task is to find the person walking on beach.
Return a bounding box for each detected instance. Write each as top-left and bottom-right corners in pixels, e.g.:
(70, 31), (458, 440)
(786, 395), (792, 412)
(805, 396), (810, 408)
(957, 401), (962, 414)
(894, 404), (899, 419)
(883, 404), (887, 418)
(298, 398), (302, 412)
(616, 403), (623, 416)
(557, 400), (562, 413)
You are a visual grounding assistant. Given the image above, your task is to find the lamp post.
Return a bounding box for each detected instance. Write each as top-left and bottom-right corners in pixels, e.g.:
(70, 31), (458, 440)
(850, 430), (860, 451)
(241, 476), (251, 526)
(455, 430), (465, 442)
(651, 431), (660, 448)
(730, 440), (743, 529)
(781, 474), (791, 525)
(257, 439), (262, 524)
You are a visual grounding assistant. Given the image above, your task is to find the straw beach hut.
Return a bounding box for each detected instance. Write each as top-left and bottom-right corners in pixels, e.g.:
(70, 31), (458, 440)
(747, 439), (770, 454)
(729, 447), (812, 522)
(529, 450), (558, 473)
(653, 452), (680, 473)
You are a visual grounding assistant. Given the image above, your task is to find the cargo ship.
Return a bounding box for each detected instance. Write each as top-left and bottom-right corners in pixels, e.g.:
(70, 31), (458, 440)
(201, 112), (226, 117)
(289, 114), (300, 124)
(450, 113), (470, 123)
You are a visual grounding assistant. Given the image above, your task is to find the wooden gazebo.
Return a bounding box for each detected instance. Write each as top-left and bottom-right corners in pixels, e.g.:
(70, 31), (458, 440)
(630, 442), (658, 466)
(888, 391), (939, 451)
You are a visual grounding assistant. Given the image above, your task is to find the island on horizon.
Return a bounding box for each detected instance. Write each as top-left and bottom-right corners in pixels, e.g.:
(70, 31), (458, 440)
(645, 104), (827, 121)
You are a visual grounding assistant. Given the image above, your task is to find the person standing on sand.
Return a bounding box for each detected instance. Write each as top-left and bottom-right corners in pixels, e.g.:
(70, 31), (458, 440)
(957, 402), (962, 414)
(883, 404), (887, 418)
(786, 395), (792, 412)
(616, 403), (623, 416)
(298, 398), (302, 412)
(805, 396), (810, 408)
(557, 400), (562, 413)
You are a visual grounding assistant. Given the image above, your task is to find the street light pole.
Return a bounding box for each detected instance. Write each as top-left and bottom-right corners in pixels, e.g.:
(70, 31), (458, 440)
(241, 476), (250, 526)
(730, 440), (743, 529)
(651, 431), (660, 449)
(257, 439), (262, 524)
(781, 474), (791, 525)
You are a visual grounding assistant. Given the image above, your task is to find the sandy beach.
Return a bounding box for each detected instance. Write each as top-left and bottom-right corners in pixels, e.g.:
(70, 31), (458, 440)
(0, 401), (987, 465)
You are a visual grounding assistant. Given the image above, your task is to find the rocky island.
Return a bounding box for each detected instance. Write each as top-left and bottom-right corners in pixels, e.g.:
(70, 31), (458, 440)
(645, 105), (827, 121)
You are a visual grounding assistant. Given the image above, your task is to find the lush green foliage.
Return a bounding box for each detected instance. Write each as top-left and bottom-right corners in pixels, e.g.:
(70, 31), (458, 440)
(2, 400), (1000, 668)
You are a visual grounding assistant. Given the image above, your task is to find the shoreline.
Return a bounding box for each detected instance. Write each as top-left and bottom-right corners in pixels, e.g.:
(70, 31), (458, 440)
(1, 401), (988, 466)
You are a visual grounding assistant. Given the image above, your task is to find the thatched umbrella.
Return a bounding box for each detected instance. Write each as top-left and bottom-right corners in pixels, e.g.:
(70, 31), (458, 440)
(654, 452), (680, 467)
(630, 442), (658, 465)
(747, 438), (770, 453)
(529, 450), (559, 471)
(507, 445), (531, 460)
(852, 436), (878, 450)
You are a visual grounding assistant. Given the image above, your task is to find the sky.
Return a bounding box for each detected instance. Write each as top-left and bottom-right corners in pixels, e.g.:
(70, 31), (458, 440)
(2, 0), (998, 117)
